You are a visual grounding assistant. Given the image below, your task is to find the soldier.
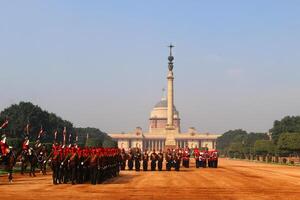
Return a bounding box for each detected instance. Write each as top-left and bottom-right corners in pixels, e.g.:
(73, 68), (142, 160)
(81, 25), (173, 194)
(0, 134), (10, 164)
(150, 149), (157, 171)
(22, 136), (30, 153)
(127, 148), (134, 170)
(0, 134), (9, 155)
(173, 149), (181, 171)
(157, 149), (164, 171)
(90, 148), (98, 185)
(142, 149), (149, 171)
(165, 149), (173, 171)
(120, 148), (127, 170)
(182, 147), (190, 168)
(134, 148), (142, 171)
(194, 148), (200, 168)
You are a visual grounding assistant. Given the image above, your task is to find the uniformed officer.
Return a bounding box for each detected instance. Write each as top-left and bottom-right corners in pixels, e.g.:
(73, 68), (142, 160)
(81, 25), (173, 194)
(150, 149), (157, 171)
(142, 149), (149, 171)
(134, 148), (142, 171)
(127, 148), (134, 170)
(157, 149), (164, 171)
(165, 149), (173, 171)
(120, 148), (127, 170)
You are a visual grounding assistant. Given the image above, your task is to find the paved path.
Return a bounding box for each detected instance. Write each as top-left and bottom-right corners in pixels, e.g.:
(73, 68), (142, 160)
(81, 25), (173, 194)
(1, 158), (300, 200)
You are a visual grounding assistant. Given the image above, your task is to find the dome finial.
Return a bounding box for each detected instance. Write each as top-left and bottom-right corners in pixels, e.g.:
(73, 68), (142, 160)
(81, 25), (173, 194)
(168, 43), (175, 57)
(168, 43), (175, 71)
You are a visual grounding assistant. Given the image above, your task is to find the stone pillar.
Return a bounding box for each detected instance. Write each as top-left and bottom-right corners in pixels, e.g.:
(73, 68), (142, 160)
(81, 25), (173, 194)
(167, 71), (174, 128)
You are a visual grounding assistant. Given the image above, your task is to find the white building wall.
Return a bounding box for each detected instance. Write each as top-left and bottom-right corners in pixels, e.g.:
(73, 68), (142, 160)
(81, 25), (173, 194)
(131, 139), (143, 150)
(201, 140), (213, 150)
(117, 140), (130, 150)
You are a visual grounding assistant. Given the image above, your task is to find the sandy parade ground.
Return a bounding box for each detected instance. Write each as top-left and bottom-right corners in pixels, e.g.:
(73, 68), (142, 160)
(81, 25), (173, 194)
(1, 158), (300, 200)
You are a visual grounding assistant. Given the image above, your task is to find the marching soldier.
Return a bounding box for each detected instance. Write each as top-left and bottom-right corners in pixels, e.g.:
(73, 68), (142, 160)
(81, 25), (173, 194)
(142, 149), (149, 171)
(182, 147), (190, 168)
(134, 148), (142, 171)
(0, 134), (10, 164)
(150, 149), (157, 171)
(173, 149), (181, 171)
(194, 148), (200, 168)
(165, 149), (173, 171)
(127, 148), (134, 170)
(120, 148), (127, 170)
(157, 149), (164, 171)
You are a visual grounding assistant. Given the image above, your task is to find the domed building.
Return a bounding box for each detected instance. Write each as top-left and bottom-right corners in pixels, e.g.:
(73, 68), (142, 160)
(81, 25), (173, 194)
(109, 47), (220, 151)
(149, 96), (180, 133)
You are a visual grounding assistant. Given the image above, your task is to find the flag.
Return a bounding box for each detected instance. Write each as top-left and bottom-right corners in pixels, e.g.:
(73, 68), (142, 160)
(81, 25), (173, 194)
(68, 132), (72, 143)
(0, 119), (8, 129)
(54, 130), (58, 141)
(25, 123), (30, 135)
(37, 126), (44, 139)
(63, 127), (67, 146)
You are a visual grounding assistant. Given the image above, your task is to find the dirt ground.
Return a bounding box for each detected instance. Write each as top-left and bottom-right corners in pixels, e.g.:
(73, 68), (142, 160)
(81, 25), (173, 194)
(1, 158), (300, 200)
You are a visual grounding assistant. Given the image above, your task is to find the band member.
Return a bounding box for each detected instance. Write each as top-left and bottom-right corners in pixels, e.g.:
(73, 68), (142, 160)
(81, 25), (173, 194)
(173, 149), (181, 171)
(194, 148), (200, 168)
(150, 149), (157, 171)
(127, 148), (134, 170)
(134, 148), (142, 171)
(182, 147), (190, 168)
(120, 148), (127, 170)
(142, 149), (149, 171)
(165, 149), (173, 171)
(157, 149), (164, 171)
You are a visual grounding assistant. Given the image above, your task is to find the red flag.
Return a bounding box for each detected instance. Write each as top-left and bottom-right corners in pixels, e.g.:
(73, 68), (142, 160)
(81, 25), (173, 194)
(0, 119), (8, 129)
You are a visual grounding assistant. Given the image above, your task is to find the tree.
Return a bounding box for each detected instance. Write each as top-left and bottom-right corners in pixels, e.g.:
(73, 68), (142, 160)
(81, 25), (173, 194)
(254, 140), (275, 155)
(270, 116), (300, 143)
(216, 129), (247, 154)
(277, 132), (300, 156)
(0, 102), (115, 148)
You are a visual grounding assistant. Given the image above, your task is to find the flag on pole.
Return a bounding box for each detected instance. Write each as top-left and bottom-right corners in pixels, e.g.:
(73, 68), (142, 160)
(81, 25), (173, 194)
(37, 126), (44, 139)
(63, 127), (67, 146)
(0, 119), (8, 129)
(75, 133), (78, 143)
(68, 132), (72, 144)
(25, 123), (30, 135)
(54, 129), (58, 141)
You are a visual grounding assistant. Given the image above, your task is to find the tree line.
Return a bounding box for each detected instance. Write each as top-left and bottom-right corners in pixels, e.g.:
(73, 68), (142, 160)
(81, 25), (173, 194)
(0, 102), (116, 149)
(217, 116), (300, 158)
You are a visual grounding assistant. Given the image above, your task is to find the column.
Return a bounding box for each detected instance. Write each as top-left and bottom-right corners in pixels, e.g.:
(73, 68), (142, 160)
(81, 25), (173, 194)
(167, 71), (174, 127)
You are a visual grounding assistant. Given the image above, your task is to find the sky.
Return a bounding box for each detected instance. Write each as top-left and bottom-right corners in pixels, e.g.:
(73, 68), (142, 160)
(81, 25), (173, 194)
(1, 1), (300, 134)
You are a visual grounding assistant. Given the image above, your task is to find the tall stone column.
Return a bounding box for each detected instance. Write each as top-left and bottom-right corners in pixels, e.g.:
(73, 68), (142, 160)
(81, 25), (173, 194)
(164, 44), (177, 149)
(167, 71), (174, 128)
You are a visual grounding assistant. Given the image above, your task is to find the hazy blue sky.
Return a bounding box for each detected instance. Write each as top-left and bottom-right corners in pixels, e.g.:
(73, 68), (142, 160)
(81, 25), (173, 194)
(1, 1), (300, 134)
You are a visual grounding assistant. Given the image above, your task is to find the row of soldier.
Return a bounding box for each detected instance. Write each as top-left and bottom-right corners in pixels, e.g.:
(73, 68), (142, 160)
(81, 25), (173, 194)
(50, 144), (120, 185)
(120, 147), (190, 171)
(120, 147), (218, 171)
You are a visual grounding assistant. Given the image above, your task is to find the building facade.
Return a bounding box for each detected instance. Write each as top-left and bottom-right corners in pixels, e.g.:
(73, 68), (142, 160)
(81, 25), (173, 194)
(109, 46), (221, 150)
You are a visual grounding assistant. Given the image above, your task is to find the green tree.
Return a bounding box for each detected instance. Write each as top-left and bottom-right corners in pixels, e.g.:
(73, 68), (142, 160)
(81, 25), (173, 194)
(277, 132), (300, 156)
(270, 116), (300, 143)
(254, 140), (275, 155)
(0, 102), (115, 148)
